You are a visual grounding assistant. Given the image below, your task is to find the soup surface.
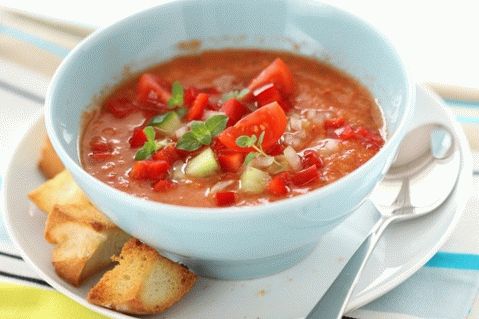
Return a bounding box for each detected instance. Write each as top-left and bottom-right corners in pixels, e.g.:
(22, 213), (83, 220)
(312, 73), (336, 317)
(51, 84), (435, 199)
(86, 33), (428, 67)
(81, 50), (384, 207)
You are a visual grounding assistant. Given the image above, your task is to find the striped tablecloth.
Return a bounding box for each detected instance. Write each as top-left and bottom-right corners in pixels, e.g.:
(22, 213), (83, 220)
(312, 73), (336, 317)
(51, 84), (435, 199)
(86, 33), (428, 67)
(0, 8), (478, 319)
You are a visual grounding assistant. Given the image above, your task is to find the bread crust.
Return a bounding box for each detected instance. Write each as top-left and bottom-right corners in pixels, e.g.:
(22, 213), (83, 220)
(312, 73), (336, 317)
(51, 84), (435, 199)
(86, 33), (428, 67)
(87, 239), (197, 315)
(45, 204), (130, 287)
(38, 137), (65, 179)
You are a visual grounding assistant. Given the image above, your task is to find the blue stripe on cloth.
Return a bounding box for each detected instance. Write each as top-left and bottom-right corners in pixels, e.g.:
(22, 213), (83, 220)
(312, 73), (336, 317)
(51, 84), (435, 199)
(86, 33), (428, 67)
(425, 252), (479, 270)
(0, 25), (69, 58)
(352, 267), (479, 319)
(456, 115), (479, 124)
(446, 99), (479, 108)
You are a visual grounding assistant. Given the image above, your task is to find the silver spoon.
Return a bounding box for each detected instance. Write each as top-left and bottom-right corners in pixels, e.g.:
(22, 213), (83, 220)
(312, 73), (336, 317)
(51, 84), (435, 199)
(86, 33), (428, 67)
(306, 123), (461, 319)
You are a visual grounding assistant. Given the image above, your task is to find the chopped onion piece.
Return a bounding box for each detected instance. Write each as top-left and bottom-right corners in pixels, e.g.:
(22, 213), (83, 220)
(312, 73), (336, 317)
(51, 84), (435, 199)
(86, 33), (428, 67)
(210, 180), (235, 194)
(251, 155), (275, 168)
(175, 125), (189, 139)
(290, 116), (303, 131)
(284, 146), (302, 171)
(306, 109), (317, 120)
(172, 160), (186, 180)
(319, 139), (340, 155)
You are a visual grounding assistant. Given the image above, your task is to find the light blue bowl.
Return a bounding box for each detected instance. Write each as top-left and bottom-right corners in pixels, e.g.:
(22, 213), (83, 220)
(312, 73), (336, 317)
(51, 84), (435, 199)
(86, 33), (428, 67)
(45, 0), (414, 279)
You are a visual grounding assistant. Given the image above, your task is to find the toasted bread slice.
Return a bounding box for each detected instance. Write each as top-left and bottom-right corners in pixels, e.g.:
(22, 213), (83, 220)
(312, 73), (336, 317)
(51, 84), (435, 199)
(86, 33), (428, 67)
(38, 137), (65, 179)
(28, 170), (88, 214)
(87, 239), (197, 315)
(45, 204), (130, 286)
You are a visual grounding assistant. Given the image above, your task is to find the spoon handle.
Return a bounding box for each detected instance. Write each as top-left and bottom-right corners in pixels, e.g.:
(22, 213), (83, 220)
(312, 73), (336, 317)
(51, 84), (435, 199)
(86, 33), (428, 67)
(305, 216), (393, 319)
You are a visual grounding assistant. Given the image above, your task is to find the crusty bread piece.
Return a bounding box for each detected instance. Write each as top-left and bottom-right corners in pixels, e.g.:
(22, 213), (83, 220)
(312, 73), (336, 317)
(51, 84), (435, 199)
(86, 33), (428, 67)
(45, 204), (130, 286)
(38, 137), (65, 179)
(28, 170), (88, 214)
(87, 239), (197, 315)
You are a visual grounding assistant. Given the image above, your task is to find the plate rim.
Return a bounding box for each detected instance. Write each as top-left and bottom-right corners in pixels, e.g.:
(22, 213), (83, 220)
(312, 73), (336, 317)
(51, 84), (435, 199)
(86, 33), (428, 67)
(2, 84), (473, 318)
(347, 84), (473, 311)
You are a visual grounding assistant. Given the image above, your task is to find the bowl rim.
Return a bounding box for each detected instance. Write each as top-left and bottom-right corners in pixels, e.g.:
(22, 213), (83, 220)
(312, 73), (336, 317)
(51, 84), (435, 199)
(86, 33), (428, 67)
(45, 0), (415, 220)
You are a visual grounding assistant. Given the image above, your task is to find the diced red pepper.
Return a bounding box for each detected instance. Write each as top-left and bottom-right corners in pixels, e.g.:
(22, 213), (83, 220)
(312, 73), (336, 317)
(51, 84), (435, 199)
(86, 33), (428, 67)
(187, 93), (209, 121)
(366, 133), (385, 148)
(291, 165), (319, 186)
(353, 127), (384, 147)
(268, 173), (290, 196)
(152, 144), (181, 164)
(217, 151), (245, 173)
(265, 141), (286, 156)
(301, 149), (323, 169)
(220, 98), (249, 126)
(129, 127), (147, 148)
(214, 191), (237, 207)
(137, 73), (171, 104)
(129, 161), (149, 179)
(252, 83), (291, 111)
(248, 58), (294, 97)
(152, 179), (176, 192)
(354, 126), (369, 138)
(104, 95), (136, 118)
(334, 125), (355, 140)
(130, 160), (170, 180)
(89, 136), (111, 152)
(184, 87), (200, 107)
(324, 117), (345, 129)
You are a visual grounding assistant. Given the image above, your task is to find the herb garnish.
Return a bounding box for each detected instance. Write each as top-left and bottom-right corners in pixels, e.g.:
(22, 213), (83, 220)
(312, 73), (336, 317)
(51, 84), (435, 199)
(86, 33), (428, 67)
(176, 115), (228, 151)
(134, 126), (167, 160)
(149, 112), (173, 126)
(175, 106), (188, 118)
(220, 88), (249, 103)
(235, 131), (278, 166)
(167, 81), (184, 109)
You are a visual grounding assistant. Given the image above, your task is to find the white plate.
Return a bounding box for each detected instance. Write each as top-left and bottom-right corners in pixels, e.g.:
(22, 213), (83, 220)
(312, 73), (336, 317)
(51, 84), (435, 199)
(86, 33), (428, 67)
(2, 85), (472, 319)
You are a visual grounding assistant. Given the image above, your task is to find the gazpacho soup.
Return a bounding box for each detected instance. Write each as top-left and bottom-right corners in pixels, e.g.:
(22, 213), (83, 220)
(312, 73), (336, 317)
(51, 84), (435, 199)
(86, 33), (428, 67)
(81, 50), (385, 208)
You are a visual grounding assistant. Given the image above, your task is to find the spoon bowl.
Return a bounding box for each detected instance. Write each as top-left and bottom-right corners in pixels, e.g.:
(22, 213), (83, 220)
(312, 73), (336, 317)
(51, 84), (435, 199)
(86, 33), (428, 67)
(306, 123), (461, 319)
(371, 124), (460, 219)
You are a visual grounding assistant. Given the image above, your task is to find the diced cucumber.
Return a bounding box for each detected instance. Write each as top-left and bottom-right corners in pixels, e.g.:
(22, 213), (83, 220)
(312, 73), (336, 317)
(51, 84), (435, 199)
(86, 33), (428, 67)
(240, 166), (271, 194)
(185, 147), (220, 178)
(266, 155), (289, 174)
(150, 111), (181, 136)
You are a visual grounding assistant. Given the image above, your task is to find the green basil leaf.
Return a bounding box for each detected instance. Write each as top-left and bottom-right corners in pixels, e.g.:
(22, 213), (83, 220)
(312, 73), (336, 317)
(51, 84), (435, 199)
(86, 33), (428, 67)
(143, 126), (156, 141)
(220, 88), (249, 103)
(134, 148), (149, 160)
(236, 135), (256, 148)
(190, 121), (211, 145)
(205, 115), (228, 137)
(176, 107), (188, 118)
(167, 81), (184, 108)
(237, 88), (250, 99)
(176, 132), (202, 151)
(149, 112), (170, 126)
(135, 141), (156, 160)
(244, 152), (258, 165)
